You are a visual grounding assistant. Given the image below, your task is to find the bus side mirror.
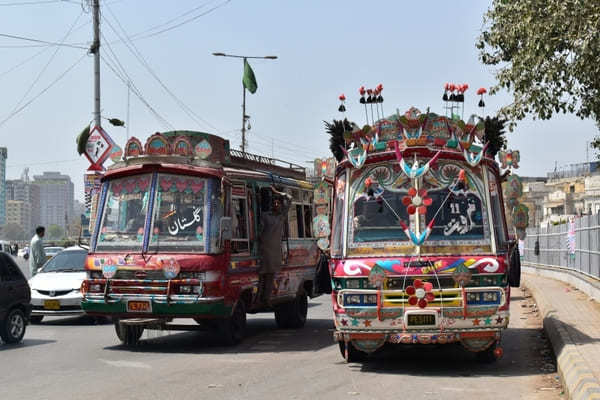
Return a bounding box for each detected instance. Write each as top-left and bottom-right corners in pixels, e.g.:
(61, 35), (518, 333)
(220, 217), (232, 243)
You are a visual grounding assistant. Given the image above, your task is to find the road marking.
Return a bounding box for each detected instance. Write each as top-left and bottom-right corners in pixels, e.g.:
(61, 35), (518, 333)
(99, 359), (151, 369)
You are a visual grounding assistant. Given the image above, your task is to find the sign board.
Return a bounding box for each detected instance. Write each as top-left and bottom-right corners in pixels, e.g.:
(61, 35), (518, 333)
(84, 126), (114, 171)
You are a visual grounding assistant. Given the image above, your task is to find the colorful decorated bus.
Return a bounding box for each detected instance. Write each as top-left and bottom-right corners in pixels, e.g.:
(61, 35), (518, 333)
(325, 87), (520, 362)
(81, 131), (322, 346)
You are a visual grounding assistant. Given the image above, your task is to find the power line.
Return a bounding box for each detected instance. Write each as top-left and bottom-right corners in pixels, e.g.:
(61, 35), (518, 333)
(6, 158), (80, 168)
(126, 0), (232, 41)
(99, 31), (175, 130)
(0, 53), (86, 129)
(0, 33), (87, 49)
(125, 0), (220, 40)
(0, 0), (77, 6)
(103, 5), (219, 132)
(6, 10), (84, 119)
(100, 53), (174, 130)
(0, 46), (50, 79)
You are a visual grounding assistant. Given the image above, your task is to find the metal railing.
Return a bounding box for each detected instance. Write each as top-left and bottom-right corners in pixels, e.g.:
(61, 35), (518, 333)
(523, 213), (600, 279)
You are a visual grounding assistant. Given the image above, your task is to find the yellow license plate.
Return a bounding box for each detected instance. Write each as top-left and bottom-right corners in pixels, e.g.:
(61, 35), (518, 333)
(127, 300), (152, 313)
(44, 300), (60, 310)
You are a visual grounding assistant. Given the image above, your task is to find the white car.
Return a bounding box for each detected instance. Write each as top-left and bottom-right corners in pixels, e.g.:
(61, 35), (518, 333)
(28, 247), (88, 323)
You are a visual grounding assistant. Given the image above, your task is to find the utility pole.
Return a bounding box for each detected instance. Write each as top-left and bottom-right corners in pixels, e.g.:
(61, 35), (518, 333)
(92, 0), (101, 128)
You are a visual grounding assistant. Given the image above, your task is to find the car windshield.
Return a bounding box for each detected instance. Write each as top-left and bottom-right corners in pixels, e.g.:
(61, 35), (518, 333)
(148, 174), (207, 252)
(42, 250), (87, 272)
(45, 247), (64, 254)
(95, 174), (152, 251)
(348, 161), (490, 246)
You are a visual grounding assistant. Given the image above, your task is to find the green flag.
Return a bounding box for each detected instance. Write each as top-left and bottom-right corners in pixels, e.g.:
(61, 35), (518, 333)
(242, 59), (257, 94)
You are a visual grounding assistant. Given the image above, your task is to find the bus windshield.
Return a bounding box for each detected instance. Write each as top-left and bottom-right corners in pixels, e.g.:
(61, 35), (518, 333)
(95, 174), (152, 252)
(148, 174), (207, 252)
(348, 160), (490, 247)
(95, 173), (215, 253)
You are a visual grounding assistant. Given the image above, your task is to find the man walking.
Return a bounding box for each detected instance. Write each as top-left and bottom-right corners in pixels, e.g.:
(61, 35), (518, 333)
(258, 186), (291, 307)
(29, 226), (46, 277)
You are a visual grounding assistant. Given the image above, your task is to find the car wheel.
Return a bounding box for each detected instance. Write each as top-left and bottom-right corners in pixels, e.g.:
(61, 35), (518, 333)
(274, 291), (308, 329)
(218, 301), (246, 346)
(29, 315), (44, 324)
(1, 309), (27, 344)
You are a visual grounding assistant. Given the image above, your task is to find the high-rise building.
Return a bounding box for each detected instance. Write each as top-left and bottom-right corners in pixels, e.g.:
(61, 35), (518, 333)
(6, 200), (30, 236)
(33, 172), (74, 231)
(6, 178), (41, 235)
(0, 148), (6, 225)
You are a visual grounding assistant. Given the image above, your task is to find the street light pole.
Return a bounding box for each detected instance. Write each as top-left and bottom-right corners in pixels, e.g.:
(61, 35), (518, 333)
(212, 52), (277, 154)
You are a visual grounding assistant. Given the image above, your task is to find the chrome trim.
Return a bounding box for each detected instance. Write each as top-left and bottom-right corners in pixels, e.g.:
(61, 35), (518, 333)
(85, 293), (224, 304)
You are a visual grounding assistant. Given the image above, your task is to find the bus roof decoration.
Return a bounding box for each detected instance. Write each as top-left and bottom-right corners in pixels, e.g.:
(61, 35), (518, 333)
(124, 137), (143, 158)
(172, 136), (193, 157)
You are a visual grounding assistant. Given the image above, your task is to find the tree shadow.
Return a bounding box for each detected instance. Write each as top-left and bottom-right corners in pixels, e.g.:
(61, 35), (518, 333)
(0, 339), (56, 351)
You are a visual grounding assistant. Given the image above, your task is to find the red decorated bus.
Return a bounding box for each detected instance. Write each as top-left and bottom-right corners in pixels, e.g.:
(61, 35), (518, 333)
(81, 131), (323, 346)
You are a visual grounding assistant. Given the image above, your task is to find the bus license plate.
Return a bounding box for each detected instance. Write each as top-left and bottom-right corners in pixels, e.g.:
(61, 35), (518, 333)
(127, 300), (152, 313)
(43, 300), (60, 310)
(407, 314), (435, 326)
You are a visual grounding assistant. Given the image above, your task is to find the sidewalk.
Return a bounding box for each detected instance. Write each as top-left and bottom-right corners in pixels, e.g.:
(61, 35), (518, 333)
(523, 272), (600, 400)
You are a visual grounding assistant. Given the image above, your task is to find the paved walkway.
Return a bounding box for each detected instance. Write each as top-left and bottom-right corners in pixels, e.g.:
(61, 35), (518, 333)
(523, 272), (600, 400)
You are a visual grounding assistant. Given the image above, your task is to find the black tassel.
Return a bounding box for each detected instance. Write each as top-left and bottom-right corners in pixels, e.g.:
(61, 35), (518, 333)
(442, 93), (448, 101)
(457, 94), (464, 102)
(360, 96), (366, 104)
(366, 96), (373, 103)
(377, 95), (383, 103)
(478, 99), (485, 107)
(338, 104), (346, 112)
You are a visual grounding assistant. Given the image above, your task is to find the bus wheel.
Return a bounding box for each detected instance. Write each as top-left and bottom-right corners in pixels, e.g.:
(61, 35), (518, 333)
(219, 301), (246, 346)
(275, 292), (308, 329)
(338, 341), (367, 363)
(114, 321), (144, 346)
(476, 341), (500, 363)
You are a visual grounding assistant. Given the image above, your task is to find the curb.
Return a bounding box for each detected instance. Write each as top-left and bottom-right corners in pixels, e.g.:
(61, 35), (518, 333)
(522, 275), (600, 400)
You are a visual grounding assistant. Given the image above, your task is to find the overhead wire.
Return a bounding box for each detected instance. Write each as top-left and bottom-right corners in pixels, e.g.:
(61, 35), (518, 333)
(0, 52), (87, 129)
(99, 27), (175, 130)
(100, 53), (174, 130)
(123, 0), (232, 42)
(0, 0), (77, 6)
(6, 10), (84, 118)
(0, 46), (51, 79)
(103, 4), (219, 132)
(0, 32), (88, 49)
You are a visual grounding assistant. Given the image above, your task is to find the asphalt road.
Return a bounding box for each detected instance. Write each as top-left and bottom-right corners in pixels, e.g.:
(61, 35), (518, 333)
(3, 256), (562, 400)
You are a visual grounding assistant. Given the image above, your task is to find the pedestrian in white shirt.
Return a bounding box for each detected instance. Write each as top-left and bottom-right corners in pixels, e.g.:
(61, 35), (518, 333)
(29, 226), (46, 277)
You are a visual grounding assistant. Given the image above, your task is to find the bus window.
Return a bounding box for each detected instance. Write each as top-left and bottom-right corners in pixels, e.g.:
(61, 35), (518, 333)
(303, 205), (313, 237)
(231, 187), (249, 253)
(296, 204), (305, 237)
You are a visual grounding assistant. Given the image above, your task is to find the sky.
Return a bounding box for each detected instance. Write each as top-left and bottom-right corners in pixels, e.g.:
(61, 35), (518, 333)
(0, 0), (597, 201)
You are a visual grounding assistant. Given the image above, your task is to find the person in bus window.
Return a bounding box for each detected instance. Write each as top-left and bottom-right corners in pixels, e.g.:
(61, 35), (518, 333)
(258, 186), (291, 306)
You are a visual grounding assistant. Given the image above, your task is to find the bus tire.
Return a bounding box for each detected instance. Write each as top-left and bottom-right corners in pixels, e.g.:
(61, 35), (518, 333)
(219, 301), (246, 346)
(114, 321), (144, 346)
(509, 246), (521, 288)
(476, 341), (499, 363)
(338, 341), (367, 363)
(274, 292), (308, 329)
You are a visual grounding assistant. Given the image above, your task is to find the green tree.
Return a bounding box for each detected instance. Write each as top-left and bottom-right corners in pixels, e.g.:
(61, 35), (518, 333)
(46, 224), (65, 240)
(477, 1), (600, 130)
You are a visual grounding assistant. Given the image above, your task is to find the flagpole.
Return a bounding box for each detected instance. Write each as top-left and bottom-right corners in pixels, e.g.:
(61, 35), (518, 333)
(212, 52), (277, 155)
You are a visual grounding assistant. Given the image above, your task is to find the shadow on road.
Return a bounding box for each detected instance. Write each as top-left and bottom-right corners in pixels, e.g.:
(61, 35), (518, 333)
(0, 339), (56, 351)
(103, 315), (336, 354)
(34, 316), (112, 326)
(353, 326), (555, 377)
